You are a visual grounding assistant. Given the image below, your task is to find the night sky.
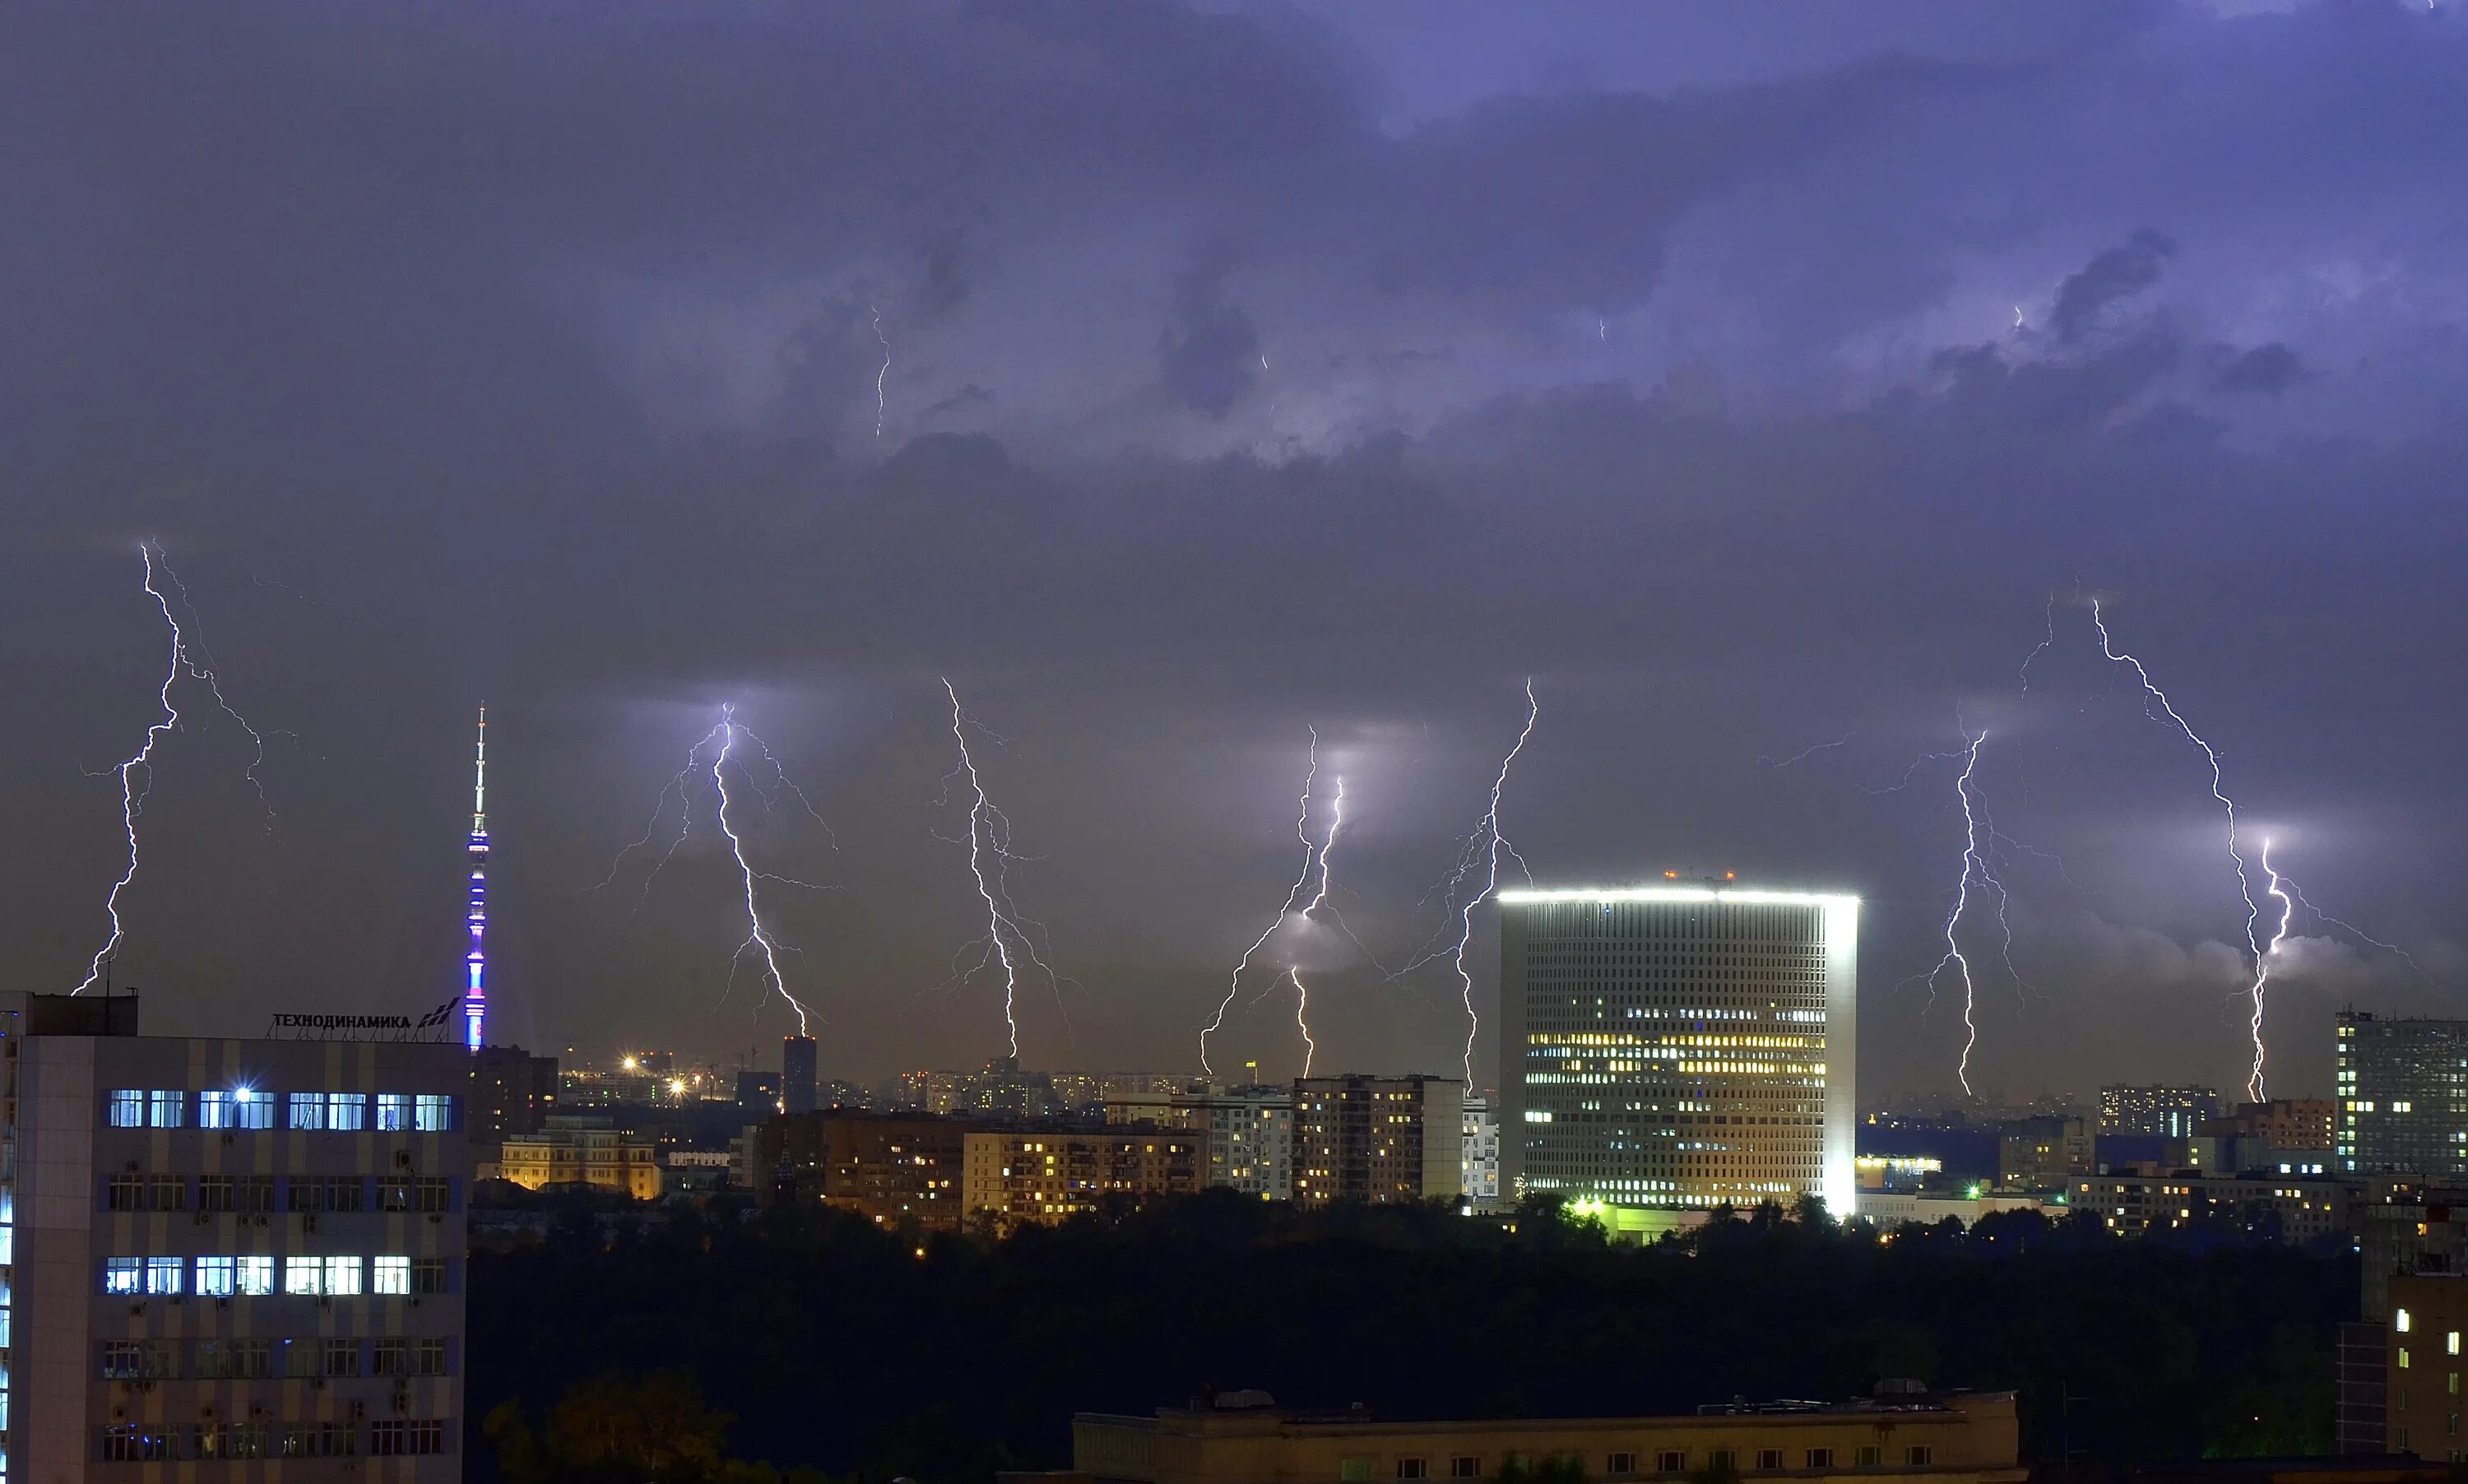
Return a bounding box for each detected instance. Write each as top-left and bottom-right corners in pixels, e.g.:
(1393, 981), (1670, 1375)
(7, 0), (2465, 1103)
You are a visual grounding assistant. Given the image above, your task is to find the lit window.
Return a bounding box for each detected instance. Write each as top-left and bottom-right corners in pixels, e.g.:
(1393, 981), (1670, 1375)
(323, 1256), (363, 1296)
(373, 1256), (411, 1296)
(232, 1090), (274, 1129)
(328, 1093), (369, 1131)
(285, 1259), (323, 1296)
(144, 1257), (183, 1295)
(199, 1090), (238, 1129)
(414, 1094), (454, 1132)
(102, 1258), (142, 1295)
(148, 1090), (186, 1128)
(105, 1090), (145, 1127)
(288, 1092), (327, 1131)
(2403, 1310), (2416, 1333)
(197, 1257), (235, 1297)
(2451, 1333), (2461, 1356)
(236, 1255), (275, 1296)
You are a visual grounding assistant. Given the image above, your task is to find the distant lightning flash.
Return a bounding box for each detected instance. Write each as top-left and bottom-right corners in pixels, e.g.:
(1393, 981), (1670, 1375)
(1200, 729), (1320, 1078)
(709, 707), (812, 1034)
(871, 304), (890, 441)
(2090, 597), (2269, 1097)
(1925, 729), (1992, 1095)
(75, 542), (280, 995)
(1444, 679), (1540, 1086)
(942, 679), (1068, 1059)
(1758, 731), (1855, 769)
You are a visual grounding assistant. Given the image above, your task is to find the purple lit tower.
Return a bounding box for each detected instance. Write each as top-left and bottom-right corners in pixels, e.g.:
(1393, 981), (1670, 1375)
(464, 706), (489, 1052)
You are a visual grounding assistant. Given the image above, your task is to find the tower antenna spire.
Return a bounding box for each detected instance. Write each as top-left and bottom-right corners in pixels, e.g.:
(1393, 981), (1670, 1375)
(465, 705), (488, 1052)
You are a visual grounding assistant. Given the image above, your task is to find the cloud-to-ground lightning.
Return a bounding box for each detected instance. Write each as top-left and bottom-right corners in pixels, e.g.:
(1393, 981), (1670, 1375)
(1922, 730), (1992, 1095)
(2245, 838), (2297, 1101)
(940, 679), (1069, 1060)
(74, 542), (282, 995)
(1440, 679), (1540, 1086)
(709, 706), (814, 1034)
(1200, 729), (1321, 1078)
(2090, 597), (2269, 1096)
(1286, 966), (1317, 1077)
(586, 704), (835, 1028)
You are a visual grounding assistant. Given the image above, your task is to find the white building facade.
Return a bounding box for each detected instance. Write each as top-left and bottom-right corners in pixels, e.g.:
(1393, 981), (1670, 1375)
(1497, 888), (1858, 1218)
(2, 993), (468, 1482)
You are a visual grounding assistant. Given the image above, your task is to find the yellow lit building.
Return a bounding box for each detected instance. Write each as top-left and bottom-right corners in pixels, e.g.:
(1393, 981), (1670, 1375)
(962, 1129), (1199, 1231)
(1074, 1390), (2026, 1484)
(499, 1115), (662, 1199)
(2387, 1273), (2468, 1460)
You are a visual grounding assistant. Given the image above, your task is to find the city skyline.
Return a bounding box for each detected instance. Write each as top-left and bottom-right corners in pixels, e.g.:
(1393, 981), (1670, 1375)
(9, 2), (2468, 1101)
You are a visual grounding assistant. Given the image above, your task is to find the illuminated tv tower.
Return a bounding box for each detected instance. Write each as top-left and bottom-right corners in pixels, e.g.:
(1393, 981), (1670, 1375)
(465, 706), (488, 1053)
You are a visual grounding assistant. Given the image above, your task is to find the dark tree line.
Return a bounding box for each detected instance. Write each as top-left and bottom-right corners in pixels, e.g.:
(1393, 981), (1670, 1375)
(466, 1194), (2351, 1484)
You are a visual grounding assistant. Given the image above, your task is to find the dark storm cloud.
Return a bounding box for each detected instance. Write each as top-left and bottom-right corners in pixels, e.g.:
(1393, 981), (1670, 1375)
(7, 0), (2468, 1099)
(2211, 341), (2303, 396)
(1157, 253), (1263, 418)
(2050, 230), (2178, 345)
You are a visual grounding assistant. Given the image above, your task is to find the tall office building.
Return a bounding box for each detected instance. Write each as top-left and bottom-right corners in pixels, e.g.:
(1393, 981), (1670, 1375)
(782, 1036), (818, 1117)
(2, 992), (468, 1478)
(2099, 1084), (2221, 1139)
(1292, 1075), (1464, 1207)
(1498, 886), (1858, 1218)
(2339, 1013), (2468, 1177)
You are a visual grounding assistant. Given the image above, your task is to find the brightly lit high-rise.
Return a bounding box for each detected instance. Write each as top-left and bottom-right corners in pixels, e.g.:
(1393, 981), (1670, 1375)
(1497, 886), (1858, 1223)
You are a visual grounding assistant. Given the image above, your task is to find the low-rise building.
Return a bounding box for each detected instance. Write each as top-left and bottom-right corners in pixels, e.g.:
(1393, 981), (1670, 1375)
(755, 1111), (970, 1231)
(1860, 1192), (2054, 1231)
(2070, 1169), (2348, 1242)
(1997, 1115), (2092, 1189)
(961, 1129), (1200, 1231)
(1073, 1389), (2027, 1484)
(1463, 1095), (1501, 1205)
(499, 1115), (662, 1199)
(1105, 1086), (1294, 1199)
(1292, 1074), (1464, 1207)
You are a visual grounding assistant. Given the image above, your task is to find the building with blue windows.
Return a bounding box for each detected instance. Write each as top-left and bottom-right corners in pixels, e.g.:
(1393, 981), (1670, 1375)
(0, 993), (467, 1480)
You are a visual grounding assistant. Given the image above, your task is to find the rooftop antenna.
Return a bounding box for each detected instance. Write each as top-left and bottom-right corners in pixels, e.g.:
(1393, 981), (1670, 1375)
(464, 705), (489, 1054)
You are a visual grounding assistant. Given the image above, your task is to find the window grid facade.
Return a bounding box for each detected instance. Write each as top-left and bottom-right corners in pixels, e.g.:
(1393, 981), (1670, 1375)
(1500, 891), (1858, 1216)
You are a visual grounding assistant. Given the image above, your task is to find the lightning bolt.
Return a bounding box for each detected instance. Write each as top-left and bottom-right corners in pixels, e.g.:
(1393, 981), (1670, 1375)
(1924, 728), (1992, 1096)
(711, 706), (813, 1035)
(74, 542), (281, 995)
(940, 679), (1066, 1059)
(1442, 679), (1540, 1087)
(1200, 728), (1320, 1078)
(1757, 731), (1855, 769)
(2277, 870), (2429, 979)
(2090, 597), (2268, 1098)
(1287, 966), (1316, 1077)
(871, 304), (890, 441)
(587, 705), (835, 1027)
(2246, 838), (2296, 1101)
